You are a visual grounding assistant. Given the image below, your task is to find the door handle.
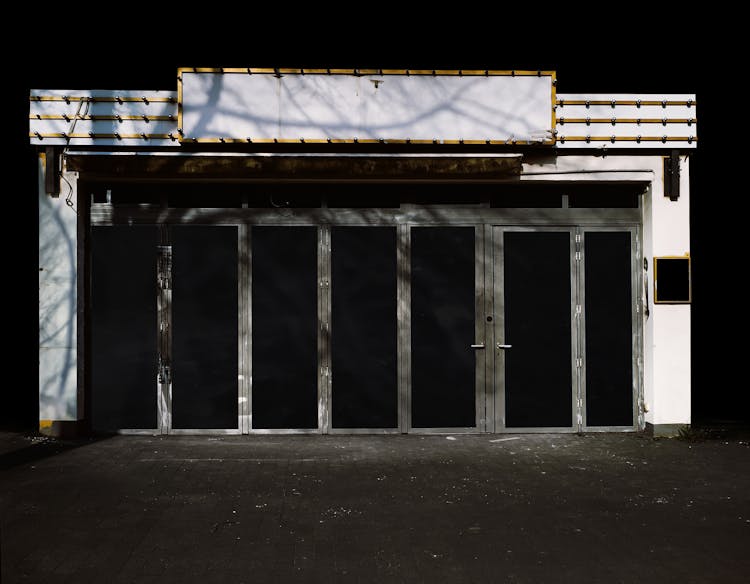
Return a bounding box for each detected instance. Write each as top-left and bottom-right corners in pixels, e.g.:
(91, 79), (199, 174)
(496, 343), (513, 349)
(470, 344), (486, 349)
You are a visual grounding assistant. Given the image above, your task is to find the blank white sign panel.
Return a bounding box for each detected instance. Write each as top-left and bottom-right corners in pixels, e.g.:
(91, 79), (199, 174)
(180, 72), (555, 143)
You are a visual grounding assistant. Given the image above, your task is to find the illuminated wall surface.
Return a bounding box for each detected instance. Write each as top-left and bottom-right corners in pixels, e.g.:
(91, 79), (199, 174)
(38, 156), (77, 421)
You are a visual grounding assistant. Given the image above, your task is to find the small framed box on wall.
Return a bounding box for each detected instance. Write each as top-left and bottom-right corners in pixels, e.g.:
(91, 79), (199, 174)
(654, 256), (691, 304)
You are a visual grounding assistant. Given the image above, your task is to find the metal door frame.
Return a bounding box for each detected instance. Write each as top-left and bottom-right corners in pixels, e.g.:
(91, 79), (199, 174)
(577, 225), (641, 433)
(490, 226), (580, 433)
(326, 224), (402, 435)
(162, 225), (243, 435)
(156, 230), (172, 435)
(404, 223), (487, 434)
(87, 186), (642, 435)
(93, 224), (164, 436)
(246, 223), (323, 435)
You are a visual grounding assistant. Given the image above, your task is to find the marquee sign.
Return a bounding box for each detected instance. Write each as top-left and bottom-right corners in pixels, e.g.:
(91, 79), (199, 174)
(177, 68), (557, 145)
(28, 70), (697, 149)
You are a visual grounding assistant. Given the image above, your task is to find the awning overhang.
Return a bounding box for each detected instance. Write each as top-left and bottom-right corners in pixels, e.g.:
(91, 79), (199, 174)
(64, 153), (523, 182)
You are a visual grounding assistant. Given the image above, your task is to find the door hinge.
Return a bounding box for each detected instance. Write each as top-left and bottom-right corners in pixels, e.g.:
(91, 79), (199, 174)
(576, 357), (583, 368)
(575, 233), (582, 243)
(575, 305), (582, 317)
(575, 251), (581, 261)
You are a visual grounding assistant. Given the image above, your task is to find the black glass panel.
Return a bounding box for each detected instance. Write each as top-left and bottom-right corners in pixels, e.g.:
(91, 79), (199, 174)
(252, 227), (318, 429)
(490, 184), (563, 208)
(654, 257), (691, 303)
(171, 226), (238, 429)
(504, 232), (572, 428)
(401, 184), (483, 205)
(585, 232), (634, 426)
(91, 226), (157, 430)
(243, 185), (323, 208)
(574, 183), (643, 207)
(331, 227), (398, 428)
(326, 184), (399, 208)
(411, 227), (476, 428)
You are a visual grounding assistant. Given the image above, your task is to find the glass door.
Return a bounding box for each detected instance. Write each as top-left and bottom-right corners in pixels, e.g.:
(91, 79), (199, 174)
(493, 228), (577, 431)
(410, 226), (484, 431)
(170, 226), (239, 432)
(250, 226), (319, 430)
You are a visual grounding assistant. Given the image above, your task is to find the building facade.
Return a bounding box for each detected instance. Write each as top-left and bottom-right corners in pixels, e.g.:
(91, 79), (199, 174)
(35, 69), (694, 436)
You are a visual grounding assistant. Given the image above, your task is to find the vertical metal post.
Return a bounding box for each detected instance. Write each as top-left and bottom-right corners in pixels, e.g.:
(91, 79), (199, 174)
(633, 226), (645, 431)
(156, 227), (172, 435)
(483, 224), (494, 433)
(492, 227), (506, 432)
(318, 226), (331, 433)
(239, 223), (250, 434)
(397, 224), (411, 433)
(574, 228), (584, 432)
(474, 226), (486, 432)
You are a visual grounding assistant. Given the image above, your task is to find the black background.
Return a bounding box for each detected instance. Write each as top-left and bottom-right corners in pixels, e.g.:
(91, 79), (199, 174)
(7, 17), (743, 428)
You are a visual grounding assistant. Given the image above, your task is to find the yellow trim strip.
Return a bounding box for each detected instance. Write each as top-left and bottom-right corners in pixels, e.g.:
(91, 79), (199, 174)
(177, 73), (183, 139)
(557, 99), (695, 107)
(178, 67), (556, 77)
(557, 118), (696, 125)
(30, 115), (176, 121)
(174, 137), (551, 145)
(30, 96), (175, 103)
(30, 132), (178, 140)
(550, 72), (557, 139)
(557, 136), (697, 142)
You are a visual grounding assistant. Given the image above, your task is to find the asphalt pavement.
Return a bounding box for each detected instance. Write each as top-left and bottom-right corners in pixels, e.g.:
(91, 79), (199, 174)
(1, 432), (748, 583)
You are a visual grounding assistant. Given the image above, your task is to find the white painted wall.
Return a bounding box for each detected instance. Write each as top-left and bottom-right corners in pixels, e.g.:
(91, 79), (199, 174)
(642, 156), (691, 426)
(38, 155), (78, 421)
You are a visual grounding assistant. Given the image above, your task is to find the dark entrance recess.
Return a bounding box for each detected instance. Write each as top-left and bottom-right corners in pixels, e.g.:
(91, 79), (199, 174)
(331, 227), (398, 429)
(91, 226), (158, 431)
(411, 227), (476, 428)
(171, 226), (238, 429)
(584, 231), (634, 427)
(503, 231), (573, 428)
(252, 227), (319, 429)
